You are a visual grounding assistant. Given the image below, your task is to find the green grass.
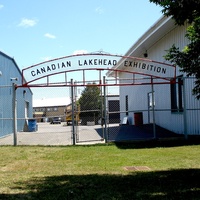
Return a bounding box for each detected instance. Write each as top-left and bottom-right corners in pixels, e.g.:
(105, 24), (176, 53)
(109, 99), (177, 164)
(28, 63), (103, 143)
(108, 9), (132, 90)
(0, 140), (200, 199)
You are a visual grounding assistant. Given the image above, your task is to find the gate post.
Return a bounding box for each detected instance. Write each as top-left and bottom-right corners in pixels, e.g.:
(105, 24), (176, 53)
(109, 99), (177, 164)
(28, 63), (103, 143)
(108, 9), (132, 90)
(183, 77), (188, 140)
(12, 83), (17, 146)
(71, 79), (76, 145)
(151, 77), (156, 139)
(103, 76), (108, 143)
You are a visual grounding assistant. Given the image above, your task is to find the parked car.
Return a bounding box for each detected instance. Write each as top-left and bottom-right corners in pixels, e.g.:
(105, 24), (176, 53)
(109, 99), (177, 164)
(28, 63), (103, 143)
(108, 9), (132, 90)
(50, 117), (61, 124)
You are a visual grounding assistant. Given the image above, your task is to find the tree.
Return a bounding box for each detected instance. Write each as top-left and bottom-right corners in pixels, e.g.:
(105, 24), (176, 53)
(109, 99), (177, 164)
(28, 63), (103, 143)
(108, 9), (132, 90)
(78, 83), (102, 124)
(150, 0), (200, 99)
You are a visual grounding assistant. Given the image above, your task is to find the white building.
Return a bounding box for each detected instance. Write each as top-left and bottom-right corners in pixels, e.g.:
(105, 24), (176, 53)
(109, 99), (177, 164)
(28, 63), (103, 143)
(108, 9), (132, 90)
(110, 16), (200, 136)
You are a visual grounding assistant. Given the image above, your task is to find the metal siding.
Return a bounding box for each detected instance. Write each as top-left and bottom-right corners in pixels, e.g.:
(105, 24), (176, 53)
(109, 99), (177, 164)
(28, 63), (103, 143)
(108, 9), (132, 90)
(147, 24), (188, 68)
(147, 25), (189, 134)
(119, 23), (200, 135)
(0, 52), (33, 137)
(184, 78), (200, 135)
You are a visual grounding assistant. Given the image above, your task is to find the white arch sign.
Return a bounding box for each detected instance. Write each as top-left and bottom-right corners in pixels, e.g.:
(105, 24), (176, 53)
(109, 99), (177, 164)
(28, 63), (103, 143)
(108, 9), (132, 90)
(22, 53), (176, 86)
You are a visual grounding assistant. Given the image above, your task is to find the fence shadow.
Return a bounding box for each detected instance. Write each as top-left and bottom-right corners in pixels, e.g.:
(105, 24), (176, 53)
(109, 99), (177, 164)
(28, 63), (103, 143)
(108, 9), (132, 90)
(114, 137), (200, 149)
(1, 169), (200, 200)
(96, 124), (185, 145)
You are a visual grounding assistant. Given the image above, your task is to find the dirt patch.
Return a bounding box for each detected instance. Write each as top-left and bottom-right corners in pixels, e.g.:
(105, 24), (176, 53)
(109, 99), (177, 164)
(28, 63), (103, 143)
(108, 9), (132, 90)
(123, 166), (151, 171)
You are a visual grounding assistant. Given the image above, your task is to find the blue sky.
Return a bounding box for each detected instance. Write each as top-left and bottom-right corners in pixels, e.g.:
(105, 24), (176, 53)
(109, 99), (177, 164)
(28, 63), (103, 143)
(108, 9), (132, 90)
(0, 0), (163, 69)
(0, 1), (163, 100)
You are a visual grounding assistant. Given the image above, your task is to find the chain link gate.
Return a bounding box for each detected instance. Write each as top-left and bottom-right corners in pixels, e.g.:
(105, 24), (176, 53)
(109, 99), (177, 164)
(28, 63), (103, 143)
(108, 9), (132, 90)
(70, 78), (107, 144)
(69, 78), (124, 144)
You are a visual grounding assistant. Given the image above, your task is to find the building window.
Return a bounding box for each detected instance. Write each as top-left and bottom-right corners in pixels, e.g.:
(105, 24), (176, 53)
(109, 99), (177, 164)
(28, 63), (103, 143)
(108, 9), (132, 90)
(125, 95), (128, 116)
(148, 92), (155, 110)
(25, 101), (29, 119)
(170, 76), (183, 113)
(53, 107), (58, 111)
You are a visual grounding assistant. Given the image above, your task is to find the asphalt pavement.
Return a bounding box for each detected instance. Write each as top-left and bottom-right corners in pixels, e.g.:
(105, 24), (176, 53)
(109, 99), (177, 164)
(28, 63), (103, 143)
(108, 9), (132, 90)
(0, 123), (105, 146)
(0, 123), (182, 146)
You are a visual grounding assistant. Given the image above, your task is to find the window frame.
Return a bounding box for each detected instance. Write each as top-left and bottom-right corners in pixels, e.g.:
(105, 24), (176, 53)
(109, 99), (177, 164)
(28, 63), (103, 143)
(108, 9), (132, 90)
(170, 75), (184, 113)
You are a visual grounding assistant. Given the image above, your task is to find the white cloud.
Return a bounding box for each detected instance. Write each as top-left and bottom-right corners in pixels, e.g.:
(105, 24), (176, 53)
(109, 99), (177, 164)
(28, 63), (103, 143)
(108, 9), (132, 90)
(95, 7), (104, 14)
(0, 5), (4, 9)
(44, 33), (56, 39)
(41, 56), (52, 62)
(73, 50), (88, 55)
(33, 97), (71, 107)
(18, 18), (37, 27)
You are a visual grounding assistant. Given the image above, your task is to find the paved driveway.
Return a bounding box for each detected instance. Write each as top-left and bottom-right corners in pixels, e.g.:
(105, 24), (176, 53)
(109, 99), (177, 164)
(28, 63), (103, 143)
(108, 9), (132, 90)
(0, 123), (105, 146)
(0, 123), (181, 146)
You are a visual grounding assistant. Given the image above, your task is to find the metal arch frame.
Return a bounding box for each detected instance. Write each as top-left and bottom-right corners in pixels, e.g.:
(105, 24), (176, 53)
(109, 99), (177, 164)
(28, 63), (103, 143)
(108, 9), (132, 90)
(18, 53), (176, 88)
(12, 53), (177, 145)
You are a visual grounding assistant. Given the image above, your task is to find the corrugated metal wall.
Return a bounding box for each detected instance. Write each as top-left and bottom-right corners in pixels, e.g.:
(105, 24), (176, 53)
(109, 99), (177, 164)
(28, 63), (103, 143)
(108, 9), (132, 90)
(119, 23), (200, 135)
(0, 52), (33, 137)
(119, 76), (200, 135)
(184, 77), (200, 135)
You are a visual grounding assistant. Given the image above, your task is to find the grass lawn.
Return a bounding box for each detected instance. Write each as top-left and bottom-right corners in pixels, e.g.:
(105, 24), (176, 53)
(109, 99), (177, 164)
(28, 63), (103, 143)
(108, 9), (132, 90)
(0, 140), (200, 200)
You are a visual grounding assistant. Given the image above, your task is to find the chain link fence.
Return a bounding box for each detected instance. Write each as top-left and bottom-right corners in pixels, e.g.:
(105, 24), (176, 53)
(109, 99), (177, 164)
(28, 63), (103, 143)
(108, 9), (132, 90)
(0, 77), (200, 146)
